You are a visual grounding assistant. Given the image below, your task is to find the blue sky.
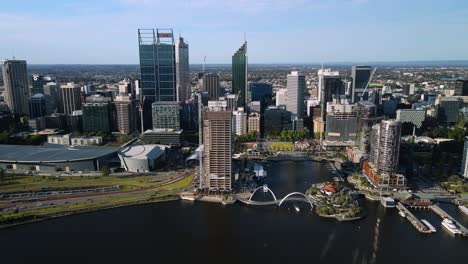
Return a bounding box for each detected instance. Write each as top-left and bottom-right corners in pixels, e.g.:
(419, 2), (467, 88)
(1, 0), (468, 64)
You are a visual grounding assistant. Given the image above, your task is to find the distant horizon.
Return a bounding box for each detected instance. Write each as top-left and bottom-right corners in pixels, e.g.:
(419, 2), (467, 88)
(1, 1), (468, 64)
(22, 60), (468, 67)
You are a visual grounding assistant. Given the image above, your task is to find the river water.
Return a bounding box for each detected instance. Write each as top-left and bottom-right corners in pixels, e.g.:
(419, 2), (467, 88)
(0, 161), (466, 263)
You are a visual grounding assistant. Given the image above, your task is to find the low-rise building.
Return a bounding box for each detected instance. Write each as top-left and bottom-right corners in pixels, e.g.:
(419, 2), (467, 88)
(118, 144), (168, 172)
(48, 134), (103, 146)
(142, 129), (183, 145)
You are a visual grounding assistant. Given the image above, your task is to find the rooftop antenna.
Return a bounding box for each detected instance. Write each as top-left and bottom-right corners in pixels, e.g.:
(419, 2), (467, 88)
(244, 32), (246, 42)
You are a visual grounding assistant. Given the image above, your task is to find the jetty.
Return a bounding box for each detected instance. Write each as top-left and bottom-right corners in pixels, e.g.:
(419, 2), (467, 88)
(396, 202), (432, 234)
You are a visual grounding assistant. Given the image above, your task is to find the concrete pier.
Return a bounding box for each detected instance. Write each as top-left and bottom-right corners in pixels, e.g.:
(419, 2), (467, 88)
(396, 202), (432, 234)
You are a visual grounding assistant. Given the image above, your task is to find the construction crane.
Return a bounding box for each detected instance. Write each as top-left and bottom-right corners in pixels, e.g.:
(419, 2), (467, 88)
(359, 67), (377, 102)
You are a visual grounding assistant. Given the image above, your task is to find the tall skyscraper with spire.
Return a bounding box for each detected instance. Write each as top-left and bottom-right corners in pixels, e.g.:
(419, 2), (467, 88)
(138, 28), (177, 129)
(2, 59), (29, 115)
(175, 35), (190, 102)
(232, 41), (248, 107)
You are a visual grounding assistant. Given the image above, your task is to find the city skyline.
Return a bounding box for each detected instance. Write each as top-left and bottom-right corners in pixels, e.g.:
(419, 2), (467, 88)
(1, 0), (468, 64)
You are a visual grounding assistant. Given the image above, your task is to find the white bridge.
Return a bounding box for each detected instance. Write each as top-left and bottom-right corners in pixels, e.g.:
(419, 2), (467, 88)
(238, 187), (315, 209)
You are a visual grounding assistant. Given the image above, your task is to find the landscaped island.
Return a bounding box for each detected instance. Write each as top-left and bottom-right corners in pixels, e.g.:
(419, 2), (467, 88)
(306, 181), (364, 221)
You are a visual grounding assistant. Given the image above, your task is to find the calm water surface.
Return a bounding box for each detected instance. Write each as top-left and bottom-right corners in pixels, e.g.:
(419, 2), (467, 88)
(0, 161), (467, 263)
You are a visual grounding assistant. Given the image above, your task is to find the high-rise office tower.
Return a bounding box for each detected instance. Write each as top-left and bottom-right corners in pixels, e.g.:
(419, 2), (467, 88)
(43, 82), (60, 113)
(29, 94), (56, 118)
(115, 95), (138, 134)
(138, 29), (177, 129)
(275, 88), (287, 106)
(249, 82), (273, 109)
(436, 97), (463, 124)
(118, 79), (133, 95)
(29, 94), (47, 119)
(232, 107), (247, 135)
(357, 101), (382, 156)
(224, 93), (239, 111)
(286, 71), (305, 118)
(325, 100), (358, 142)
(151, 101), (180, 130)
(202, 100), (232, 190)
(31, 74), (54, 95)
(455, 79), (468, 96)
(264, 105), (292, 136)
(60, 82), (81, 115)
(175, 36), (190, 102)
(351, 66), (371, 103)
(203, 73), (222, 100)
(82, 102), (114, 133)
(2, 59), (29, 115)
(318, 69), (342, 120)
(232, 42), (248, 107)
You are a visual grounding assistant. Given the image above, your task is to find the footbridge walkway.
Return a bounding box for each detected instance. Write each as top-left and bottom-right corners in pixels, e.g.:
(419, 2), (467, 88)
(235, 186), (319, 208)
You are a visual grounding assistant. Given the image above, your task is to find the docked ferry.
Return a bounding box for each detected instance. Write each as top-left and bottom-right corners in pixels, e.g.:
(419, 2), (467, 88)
(441, 218), (462, 235)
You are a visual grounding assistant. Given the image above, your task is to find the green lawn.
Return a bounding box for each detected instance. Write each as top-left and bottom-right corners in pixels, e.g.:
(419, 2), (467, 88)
(270, 142), (294, 151)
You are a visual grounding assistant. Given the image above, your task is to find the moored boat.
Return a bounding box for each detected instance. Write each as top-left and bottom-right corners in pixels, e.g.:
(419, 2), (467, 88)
(441, 218), (462, 235)
(421, 219), (436, 233)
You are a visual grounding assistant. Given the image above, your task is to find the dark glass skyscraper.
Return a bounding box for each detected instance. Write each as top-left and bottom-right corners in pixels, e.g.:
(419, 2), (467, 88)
(82, 102), (115, 133)
(2, 59), (29, 115)
(138, 28), (176, 129)
(31, 74), (55, 95)
(249, 82), (272, 103)
(455, 79), (468, 96)
(351, 65), (371, 103)
(232, 42), (248, 108)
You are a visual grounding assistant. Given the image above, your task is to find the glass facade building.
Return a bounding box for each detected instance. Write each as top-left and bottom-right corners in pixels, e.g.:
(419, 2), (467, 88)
(82, 102), (114, 133)
(31, 74), (55, 95)
(151, 101), (180, 130)
(138, 29), (176, 129)
(351, 65), (371, 103)
(249, 82), (272, 104)
(2, 59), (29, 115)
(232, 42), (248, 108)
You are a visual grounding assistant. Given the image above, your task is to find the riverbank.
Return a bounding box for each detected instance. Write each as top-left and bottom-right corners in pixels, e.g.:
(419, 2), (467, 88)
(0, 193), (180, 229)
(0, 171), (194, 229)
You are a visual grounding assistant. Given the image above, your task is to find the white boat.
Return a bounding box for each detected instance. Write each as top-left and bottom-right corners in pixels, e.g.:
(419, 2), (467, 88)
(421, 219), (437, 233)
(399, 211), (406, 218)
(294, 205), (300, 212)
(441, 218), (462, 235)
(459, 205), (468, 216)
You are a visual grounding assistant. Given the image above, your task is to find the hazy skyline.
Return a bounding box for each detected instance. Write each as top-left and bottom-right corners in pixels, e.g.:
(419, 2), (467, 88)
(1, 0), (468, 64)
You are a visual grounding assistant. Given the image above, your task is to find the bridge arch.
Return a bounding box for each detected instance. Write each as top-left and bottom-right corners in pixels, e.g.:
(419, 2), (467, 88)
(278, 192), (314, 209)
(249, 186), (277, 201)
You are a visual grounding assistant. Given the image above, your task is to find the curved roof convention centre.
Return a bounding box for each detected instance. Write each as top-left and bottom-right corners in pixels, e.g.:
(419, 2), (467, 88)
(0, 144), (120, 163)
